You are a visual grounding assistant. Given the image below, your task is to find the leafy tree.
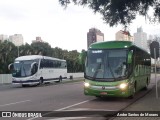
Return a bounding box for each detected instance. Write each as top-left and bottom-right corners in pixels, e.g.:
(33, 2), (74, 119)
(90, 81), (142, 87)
(0, 41), (83, 73)
(0, 41), (17, 73)
(19, 43), (32, 56)
(31, 42), (52, 56)
(66, 50), (81, 72)
(62, 49), (69, 60)
(59, 0), (160, 26)
(52, 47), (64, 59)
(78, 49), (86, 71)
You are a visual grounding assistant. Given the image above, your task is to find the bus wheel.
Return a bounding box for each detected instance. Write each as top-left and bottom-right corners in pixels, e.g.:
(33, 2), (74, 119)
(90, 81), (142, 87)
(59, 76), (62, 82)
(95, 96), (103, 99)
(128, 83), (136, 99)
(143, 79), (148, 90)
(39, 77), (43, 85)
(22, 84), (28, 87)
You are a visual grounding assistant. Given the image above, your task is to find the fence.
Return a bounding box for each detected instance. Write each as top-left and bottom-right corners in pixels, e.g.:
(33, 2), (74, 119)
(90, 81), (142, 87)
(0, 73), (84, 84)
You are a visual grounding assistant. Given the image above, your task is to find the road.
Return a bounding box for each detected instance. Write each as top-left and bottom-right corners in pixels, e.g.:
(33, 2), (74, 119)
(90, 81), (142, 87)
(0, 75), (157, 120)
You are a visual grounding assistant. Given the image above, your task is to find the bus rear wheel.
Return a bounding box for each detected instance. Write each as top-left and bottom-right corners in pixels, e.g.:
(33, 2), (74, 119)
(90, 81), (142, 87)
(143, 79), (149, 90)
(59, 76), (62, 82)
(55, 76), (62, 83)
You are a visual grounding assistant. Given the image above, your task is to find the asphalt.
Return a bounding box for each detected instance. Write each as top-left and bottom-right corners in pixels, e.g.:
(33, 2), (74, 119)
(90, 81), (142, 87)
(110, 74), (160, 120)
(1, 75), (160, 120)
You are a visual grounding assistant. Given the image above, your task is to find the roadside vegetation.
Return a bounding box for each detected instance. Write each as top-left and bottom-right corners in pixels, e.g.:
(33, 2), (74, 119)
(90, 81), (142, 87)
(0, 40), (84, 74)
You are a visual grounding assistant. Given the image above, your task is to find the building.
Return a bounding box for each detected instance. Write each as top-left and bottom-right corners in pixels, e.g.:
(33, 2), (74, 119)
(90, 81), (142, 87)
(87, 28), (104, 48)
(9, 34), (23, 46)
(32, 37), (44, 43)
(115, 30), (133, 41)
(134, 27), (148, 51)
(0, 34), (8, 42)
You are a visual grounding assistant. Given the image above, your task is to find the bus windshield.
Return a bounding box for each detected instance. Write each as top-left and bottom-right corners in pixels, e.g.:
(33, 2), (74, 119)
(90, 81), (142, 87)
(12, 60), (39, 77)
(85, 49), (127, 81)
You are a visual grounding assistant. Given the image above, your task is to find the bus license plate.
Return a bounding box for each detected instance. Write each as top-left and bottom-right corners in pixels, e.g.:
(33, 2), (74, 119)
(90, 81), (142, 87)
(100, 92), (107, 95)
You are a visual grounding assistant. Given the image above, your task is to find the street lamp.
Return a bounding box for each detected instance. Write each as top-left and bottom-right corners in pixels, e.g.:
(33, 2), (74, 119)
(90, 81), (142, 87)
(18, 46), (19, 57)
(17, 45), (20, 57)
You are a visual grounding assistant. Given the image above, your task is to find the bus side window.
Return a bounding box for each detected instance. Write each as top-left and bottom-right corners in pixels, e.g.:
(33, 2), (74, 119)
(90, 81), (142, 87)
(48, 60), (51, 68)
(57, 61), (61, 68)
(43, 59), (48, 68)
(61, 61), (67, 68)
(50, 60), (54, 68)
(52, 60), (55, 68)
(53, 60), (59, 68)
(40, 59), (44, 69)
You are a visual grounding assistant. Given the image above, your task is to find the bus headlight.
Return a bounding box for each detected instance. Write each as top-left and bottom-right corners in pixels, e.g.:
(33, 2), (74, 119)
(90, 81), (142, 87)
(119, 83), (128, 90)
(84, 82), (90, 87)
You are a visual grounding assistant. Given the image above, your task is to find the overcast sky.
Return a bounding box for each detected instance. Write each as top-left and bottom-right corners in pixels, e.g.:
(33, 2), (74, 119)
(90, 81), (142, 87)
(0, 0), (160, 52)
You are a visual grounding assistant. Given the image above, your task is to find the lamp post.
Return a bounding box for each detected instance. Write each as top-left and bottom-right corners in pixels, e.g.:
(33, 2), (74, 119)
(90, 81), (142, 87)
(17, 45), (19, 57)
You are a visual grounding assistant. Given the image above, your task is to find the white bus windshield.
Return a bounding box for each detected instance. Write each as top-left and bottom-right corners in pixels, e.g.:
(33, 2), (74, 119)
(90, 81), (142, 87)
(85, 49), (127, 81)
(12, 60), (39, 77)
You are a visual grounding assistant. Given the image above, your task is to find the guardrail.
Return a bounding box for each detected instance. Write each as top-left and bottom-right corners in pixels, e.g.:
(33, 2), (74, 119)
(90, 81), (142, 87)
(0, 73), (84, 84)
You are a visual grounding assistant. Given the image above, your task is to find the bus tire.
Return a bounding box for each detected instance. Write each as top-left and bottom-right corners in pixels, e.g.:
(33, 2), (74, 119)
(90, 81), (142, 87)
(143, 78), (149, 90)
(22, 84), (28, 87)
(95, 96), (103, 99)
(56, 76), (62, 83)
(128, 83), (136, 99)
(39, 77), (43, 85)
(59, 76), (62, 82)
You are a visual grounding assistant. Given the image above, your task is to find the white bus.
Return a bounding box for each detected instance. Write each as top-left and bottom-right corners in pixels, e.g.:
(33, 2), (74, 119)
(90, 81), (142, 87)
(8, 55), (67, 87)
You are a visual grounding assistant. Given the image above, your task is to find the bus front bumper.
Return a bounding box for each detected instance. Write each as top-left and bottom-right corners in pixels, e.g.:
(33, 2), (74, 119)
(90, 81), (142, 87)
(12, 79), (40, 85)
(84, 84), (130, 98)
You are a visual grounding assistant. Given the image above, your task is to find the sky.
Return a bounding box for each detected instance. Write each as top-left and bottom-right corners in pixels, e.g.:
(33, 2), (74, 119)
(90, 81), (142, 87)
(0, 0), (160, 52)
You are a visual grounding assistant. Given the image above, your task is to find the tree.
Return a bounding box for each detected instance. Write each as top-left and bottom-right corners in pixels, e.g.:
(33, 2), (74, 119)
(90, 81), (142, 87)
(59, 0), (160, 26)
(0, 41), (17, 73)
(52, 47), (64, 59)
(68, 50), (82, 72)
(31, 42), (52, 56)
(19, 43), (32, 56)
(0, 41), (83, 73)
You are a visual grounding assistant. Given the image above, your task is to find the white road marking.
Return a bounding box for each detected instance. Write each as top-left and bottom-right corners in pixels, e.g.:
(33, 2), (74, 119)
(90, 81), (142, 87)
(64, 108), (116, 111)
(27, 100), (92, 120)
(0, 100), (31, 107)
(55, 100), (91, 111)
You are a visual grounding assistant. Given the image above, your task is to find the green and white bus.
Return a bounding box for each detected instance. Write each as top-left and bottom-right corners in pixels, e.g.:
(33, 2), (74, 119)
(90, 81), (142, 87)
(83, 41), (151, 98)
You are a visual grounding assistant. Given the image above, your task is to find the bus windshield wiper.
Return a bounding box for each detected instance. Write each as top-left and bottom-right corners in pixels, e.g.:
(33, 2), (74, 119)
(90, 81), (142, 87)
(93, 63), (101, 80)
(107, 60), (116, 81)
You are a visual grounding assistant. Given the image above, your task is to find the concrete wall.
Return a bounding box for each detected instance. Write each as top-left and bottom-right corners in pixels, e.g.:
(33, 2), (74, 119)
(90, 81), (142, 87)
(0, 73), (84, 84)
(67, 73), (84, 79)
(0, 74), (12, 84)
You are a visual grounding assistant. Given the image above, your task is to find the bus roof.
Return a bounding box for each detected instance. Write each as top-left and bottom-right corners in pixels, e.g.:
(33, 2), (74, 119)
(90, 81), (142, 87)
(89, 40), (149, 55)
(89, 41), (133, 49)
(15, 55), (66, 61)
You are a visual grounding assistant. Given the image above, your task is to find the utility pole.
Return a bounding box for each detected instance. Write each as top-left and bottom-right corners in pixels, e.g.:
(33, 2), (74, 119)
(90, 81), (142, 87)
(18, 46), (19, 57)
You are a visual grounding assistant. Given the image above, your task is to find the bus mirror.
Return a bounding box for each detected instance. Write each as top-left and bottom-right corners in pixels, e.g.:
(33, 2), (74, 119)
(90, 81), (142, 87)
(31, 62), (38, 75)
(128, 51), (133, 64)
(8, 63), (13, 70)
(79, 51), (87, 64)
